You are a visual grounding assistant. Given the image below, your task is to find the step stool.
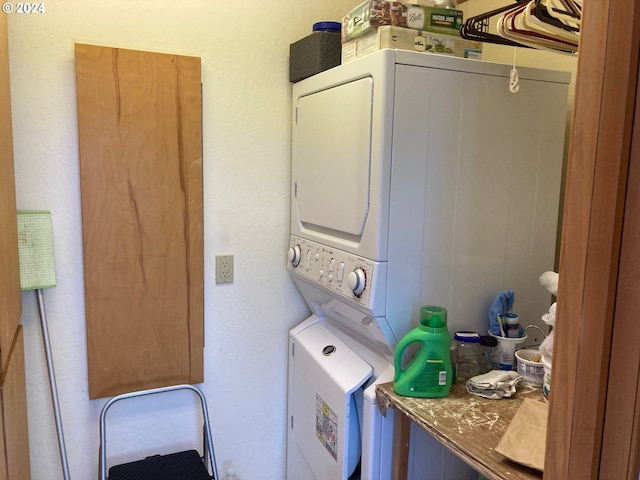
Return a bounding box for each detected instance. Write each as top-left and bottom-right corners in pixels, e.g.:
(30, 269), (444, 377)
(99, 384), (219, 480)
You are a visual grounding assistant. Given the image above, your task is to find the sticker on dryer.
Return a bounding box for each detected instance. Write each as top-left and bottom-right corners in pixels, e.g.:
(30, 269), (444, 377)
(315, 394), (338, 461)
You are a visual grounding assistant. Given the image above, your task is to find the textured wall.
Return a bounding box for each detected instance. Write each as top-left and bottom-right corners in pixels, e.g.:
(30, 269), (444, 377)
(8, 1), (361, 478)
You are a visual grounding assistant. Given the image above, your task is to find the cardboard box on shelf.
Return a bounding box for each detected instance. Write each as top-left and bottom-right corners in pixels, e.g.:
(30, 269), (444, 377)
(342, 1), (464, 42)
(407, 4), (463, 34)
(342, 25), (482, 63)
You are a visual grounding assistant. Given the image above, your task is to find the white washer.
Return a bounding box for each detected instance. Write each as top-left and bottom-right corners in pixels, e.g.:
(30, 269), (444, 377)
(287, 317), (394, 480)
(286, 49), (570, 480)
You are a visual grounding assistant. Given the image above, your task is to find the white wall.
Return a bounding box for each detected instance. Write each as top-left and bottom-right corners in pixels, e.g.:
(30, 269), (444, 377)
(8, 1), (361, 479)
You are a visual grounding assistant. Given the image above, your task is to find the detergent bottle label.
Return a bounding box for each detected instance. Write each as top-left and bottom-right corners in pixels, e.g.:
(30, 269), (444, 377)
(408, 354), (446, 392)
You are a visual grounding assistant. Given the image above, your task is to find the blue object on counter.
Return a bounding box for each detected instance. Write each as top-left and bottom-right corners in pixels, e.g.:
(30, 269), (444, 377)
(488, 290), (514, 336)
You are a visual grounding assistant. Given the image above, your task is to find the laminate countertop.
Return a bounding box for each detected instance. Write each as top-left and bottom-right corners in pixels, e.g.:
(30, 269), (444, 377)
(375, 380), (545, 480)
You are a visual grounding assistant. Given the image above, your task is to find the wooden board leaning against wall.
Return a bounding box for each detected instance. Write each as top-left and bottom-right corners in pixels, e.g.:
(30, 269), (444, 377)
(75, 44), (204, 399)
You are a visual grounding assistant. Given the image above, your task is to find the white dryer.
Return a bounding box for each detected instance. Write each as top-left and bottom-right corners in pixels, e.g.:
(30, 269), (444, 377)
(286, 49), (570, 480)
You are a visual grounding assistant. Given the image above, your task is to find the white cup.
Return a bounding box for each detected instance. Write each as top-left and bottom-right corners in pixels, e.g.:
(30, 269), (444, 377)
(488, 331), (527, 370)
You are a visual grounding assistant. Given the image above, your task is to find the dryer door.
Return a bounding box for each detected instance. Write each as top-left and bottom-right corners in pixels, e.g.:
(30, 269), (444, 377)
(289, 321), (373, 479)
(292, 77), (373, 241)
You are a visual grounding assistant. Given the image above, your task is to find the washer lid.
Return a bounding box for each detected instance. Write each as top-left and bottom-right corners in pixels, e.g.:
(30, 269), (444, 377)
(289, 322), (373, 479)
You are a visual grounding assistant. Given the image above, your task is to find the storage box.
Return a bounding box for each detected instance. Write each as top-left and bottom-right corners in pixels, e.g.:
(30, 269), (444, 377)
(407, 4), (464, 35)
(342, 1), (463, 42)
(290, 30), (342, 83)
(342, 25), (482, 63)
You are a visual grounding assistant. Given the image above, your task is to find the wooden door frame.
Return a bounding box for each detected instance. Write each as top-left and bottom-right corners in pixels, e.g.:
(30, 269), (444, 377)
(545, 1), (640, 478)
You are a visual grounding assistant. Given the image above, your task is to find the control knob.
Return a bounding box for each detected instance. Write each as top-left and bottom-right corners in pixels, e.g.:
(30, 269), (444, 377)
(347, 268), (366, 295)
(288, 244), (301, 267)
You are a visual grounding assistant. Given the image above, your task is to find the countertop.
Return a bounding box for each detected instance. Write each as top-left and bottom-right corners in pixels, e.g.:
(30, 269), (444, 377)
(375, 379), (545, 480)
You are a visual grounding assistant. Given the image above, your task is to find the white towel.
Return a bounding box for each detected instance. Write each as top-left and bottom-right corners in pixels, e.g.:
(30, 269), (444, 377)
(466, 370), (523, 399)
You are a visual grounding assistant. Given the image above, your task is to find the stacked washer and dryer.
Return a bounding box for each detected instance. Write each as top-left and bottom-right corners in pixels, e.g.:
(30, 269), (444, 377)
(285, 49), (570, 480)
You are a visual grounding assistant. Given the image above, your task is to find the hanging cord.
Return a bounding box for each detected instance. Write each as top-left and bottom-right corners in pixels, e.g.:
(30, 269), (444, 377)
(509, 47), (520, 93)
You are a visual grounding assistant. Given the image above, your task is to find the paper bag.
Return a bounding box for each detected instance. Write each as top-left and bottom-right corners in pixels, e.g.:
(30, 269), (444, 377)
(495, 398), (548, 471)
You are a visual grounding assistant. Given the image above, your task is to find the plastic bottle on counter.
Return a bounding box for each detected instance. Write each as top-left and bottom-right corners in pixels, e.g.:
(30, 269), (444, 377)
(505, 312), (520, 338)
(393, 305), (453, 398)
(454, 331), (482, 379)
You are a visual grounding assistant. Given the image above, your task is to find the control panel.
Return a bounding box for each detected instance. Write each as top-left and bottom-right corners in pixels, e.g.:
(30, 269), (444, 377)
(287, 235), (385, 313)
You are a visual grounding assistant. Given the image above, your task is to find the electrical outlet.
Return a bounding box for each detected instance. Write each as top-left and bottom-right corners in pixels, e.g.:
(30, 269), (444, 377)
(215, 254), (234, 284)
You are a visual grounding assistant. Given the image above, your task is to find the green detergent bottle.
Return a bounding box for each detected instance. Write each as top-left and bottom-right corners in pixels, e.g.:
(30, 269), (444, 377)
(393, 305), (453, 398)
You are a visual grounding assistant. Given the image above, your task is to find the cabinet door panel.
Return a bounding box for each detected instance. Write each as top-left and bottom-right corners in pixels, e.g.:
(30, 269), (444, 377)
(0, 380), (6, 480)
(1, 326), (31, 480)
(0, 9), (22, 371)
(75, 44), (204, 399)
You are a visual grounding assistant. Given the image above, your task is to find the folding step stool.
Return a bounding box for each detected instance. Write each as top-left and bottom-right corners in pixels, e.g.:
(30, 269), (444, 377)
(99, 384), (219, 480)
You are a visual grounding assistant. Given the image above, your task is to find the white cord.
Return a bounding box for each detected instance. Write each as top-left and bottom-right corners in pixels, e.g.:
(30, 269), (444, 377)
(509, 47), (520, 94)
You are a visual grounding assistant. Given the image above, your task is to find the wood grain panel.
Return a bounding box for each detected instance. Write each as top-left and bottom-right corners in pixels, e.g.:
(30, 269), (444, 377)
(0, 10), (22, 371)
(599, 57), (640, 480)
(546, 1), (640, 478)
(0, 390), (5, 480)
(544, 0), (605, 472)
(391, 412), (410, 480)
(75, 44), (203, 399)
(1, 327), (31, 480)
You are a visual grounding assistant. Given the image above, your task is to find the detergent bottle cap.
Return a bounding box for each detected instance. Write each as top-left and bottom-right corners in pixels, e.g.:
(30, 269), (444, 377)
(420, 305), (448, 331)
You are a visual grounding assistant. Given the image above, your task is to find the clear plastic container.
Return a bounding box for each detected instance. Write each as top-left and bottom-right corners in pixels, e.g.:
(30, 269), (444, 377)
(479, 335), (498, 373)
(450, 342), (458, 384)
(454, 331), (482, 379)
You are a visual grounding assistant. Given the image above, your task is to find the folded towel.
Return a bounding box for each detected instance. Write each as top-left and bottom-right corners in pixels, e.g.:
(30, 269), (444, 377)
(488, 290), (514, 336)
(539, 302), (556, 358)
(539, 271), (559, 296)
(541, 302), (556, 327)
(466, 370), (522, 399)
